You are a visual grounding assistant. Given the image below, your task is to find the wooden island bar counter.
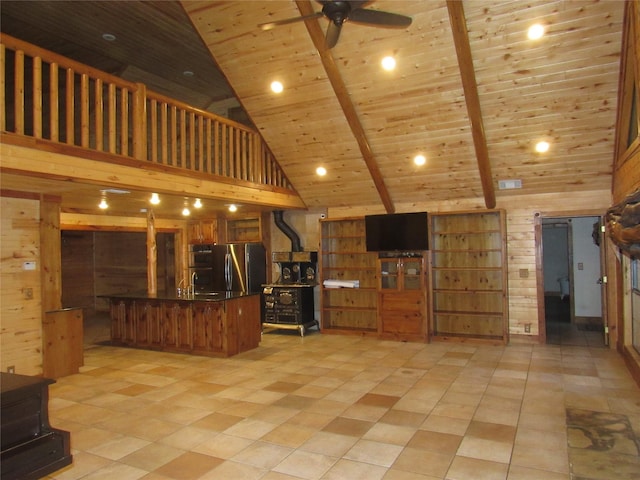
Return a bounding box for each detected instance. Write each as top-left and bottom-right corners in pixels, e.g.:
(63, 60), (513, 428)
(106, 292), (261, 358)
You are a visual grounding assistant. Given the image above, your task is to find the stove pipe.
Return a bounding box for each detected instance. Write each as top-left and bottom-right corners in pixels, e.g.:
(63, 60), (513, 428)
(273, 210), (302, 252)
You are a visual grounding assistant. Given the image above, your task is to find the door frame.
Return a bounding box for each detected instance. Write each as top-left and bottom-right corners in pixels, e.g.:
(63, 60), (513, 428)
(535, 211), (608, 345)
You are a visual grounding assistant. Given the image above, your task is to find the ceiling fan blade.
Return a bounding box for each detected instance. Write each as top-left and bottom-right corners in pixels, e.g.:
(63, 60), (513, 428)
(348, 8), (412, 28)
(325, 21), (342, 49)
(259, 12), (323, 31)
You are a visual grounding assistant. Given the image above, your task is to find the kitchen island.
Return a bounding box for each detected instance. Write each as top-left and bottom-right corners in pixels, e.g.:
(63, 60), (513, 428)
(105, 292), (261, 357)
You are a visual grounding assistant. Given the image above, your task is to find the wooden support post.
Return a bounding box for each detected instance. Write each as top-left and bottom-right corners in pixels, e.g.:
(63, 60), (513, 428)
(147, 209), (157, 296)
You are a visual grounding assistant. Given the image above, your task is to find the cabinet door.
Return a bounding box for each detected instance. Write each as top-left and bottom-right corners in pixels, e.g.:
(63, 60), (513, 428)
(200, 220), (217, 244)
(110, 300), (125, 341)
(123, 300), (136, 344)
(136, 302), (151, 346)
(163, 303), (180, 348)
(402, 258), (424, 290)
(187, 221), (203, 244)
(379, 259), (400, 290)
(176, 303), (193, 350)
(192, 302), (214, 352)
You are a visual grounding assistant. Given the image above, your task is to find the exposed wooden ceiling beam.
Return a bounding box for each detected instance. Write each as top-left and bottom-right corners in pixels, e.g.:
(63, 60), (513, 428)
(446, 0), (496, 209)
(295, 0), (395, 214)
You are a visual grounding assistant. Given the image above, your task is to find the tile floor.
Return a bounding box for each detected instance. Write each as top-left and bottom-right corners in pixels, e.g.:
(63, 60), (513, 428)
(45, 329), (640, 480)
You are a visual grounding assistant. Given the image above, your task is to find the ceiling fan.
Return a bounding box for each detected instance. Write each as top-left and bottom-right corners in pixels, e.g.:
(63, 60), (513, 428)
(259, 1), (412, 49)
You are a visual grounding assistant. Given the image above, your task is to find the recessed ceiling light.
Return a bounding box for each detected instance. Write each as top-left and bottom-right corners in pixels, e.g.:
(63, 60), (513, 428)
(228, 204), (238, 212)
(270, 81), (283, 93)
(316, 166), (327, 176)
(528, 24), (545, 40)
(535, 140), (550, 153)
(102, 33), (116, 42)
(381, 56), (396, 71)
(413, 154), (426, 166)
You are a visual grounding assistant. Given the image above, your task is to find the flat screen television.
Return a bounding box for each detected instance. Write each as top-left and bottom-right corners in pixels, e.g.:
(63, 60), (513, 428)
(365, 212), (429, 252)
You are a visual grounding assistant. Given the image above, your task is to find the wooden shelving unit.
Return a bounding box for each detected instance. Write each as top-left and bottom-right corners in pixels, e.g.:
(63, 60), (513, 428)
(430, 211), (508, 343)
(225, 215), (262, 243)
(320, 217), (378, 335)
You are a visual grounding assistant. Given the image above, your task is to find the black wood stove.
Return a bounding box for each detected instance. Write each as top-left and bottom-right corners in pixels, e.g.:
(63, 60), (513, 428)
(262, 250), (319, 336)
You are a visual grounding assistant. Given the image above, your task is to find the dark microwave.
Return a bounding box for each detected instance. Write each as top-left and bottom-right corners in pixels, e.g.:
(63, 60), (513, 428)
(189, 244), (213, 267)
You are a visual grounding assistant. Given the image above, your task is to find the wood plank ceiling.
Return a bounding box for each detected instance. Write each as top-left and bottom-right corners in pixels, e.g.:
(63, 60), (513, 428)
(0, 1), (625, 215)
(183, 0), (624, 213)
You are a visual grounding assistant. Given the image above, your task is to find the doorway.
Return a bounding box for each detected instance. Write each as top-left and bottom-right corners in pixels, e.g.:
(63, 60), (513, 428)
(540, 216), (606, 347)
(61, 230), (176, 347)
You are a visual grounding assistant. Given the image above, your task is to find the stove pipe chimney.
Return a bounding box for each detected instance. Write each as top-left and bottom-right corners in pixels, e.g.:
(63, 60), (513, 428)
(273, 210), (302, 252)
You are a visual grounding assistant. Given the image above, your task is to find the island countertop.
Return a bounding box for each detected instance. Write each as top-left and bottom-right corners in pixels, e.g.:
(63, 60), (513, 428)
(103, 290), (259, 302)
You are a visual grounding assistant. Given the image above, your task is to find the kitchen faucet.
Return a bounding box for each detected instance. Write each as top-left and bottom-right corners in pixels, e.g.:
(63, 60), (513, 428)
(189, 271), (198, 296)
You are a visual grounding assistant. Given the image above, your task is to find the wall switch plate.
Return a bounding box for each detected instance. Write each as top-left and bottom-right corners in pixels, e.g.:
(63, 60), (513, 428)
(23, 261), (36, 270)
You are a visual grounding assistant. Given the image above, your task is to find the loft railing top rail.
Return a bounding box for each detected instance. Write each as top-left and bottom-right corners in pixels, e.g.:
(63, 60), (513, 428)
(145, 89), (255, 134)
(2, 34), (139, 91)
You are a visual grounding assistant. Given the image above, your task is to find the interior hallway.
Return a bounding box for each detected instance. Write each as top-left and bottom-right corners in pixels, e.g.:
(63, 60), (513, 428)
(46, 330), (639, 480)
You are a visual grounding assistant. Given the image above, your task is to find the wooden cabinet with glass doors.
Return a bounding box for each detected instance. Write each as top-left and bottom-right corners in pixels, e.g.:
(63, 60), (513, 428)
(430, 210), (508, 343)
(377, 254), (428, 342)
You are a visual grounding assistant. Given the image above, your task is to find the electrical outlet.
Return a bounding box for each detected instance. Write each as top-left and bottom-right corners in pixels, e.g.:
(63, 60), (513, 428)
(7, 365), (15, 374)
(524, 323), (531, 333)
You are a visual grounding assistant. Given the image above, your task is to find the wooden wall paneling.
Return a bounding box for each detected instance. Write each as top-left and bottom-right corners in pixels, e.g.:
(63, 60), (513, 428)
(1, 196), (43, 375)
(61, 231), (96, 315)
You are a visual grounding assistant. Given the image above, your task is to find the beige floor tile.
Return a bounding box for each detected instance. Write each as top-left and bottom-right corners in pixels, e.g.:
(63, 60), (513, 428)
(344, 439), (404, 467)
(300, 431), (359, 457)
(322, 416), (375, 437)
(79, 462), (148, 480)
(120, 442), (185, 471)
(260, 423), (317, 447)
(363, 422), (418, 446)
(445, 455), (508, 480)
(192, 432), (253, 459)
(456, 436), (513, 464)
(505, 465), (570, 480)
(153, 452), (224, 480)
(466, 421), (516, 444)
(198, 460), (266, 480)
(272, 450), (338, 479)
(321, 458), (388, 480)
(510, 444), (569, 474)
(230, 440), (294, 470)
(392, 447), (454, 477)
(382, 469), (442, 479)
(86, 435), (150, 461)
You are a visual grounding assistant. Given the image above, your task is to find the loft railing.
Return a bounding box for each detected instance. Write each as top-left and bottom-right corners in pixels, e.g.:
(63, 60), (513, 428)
(0, 35), (291, 190)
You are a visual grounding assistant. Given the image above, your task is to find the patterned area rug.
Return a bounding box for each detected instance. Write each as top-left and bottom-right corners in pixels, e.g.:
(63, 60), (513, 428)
(566, 408), (640, 479)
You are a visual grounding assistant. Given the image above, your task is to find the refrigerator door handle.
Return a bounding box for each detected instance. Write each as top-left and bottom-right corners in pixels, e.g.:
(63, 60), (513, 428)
(225, 253), (231, 290)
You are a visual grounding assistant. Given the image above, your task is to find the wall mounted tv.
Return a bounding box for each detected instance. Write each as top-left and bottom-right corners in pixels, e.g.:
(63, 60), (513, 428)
(365, 212), (429, 252)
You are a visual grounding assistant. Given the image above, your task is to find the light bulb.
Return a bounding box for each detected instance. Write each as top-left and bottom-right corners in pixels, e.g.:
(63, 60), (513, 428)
(150, 192), (160, 205)
(182, 206), (190, 216)
(228, 204), (238, 212)
(270, 81), (283, 93)
(535, 140), (550, 153)
(381, 56), (396, 71)
(414, 154), (426, 166)
(316, 166), (327, 176)
(98, 198), (108, 209)
(193, 198), (202, 208)
(528, 24), (545, 40)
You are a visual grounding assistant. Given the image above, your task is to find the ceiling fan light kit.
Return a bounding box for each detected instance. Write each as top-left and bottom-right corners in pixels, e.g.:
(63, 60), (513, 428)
(259, 1), (412, 49)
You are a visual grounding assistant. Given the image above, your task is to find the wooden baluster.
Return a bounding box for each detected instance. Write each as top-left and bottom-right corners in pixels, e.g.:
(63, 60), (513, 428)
(150, 99), (158, 163)
(132, 83), (146, 160)
(198, 114), (204, 172)
(213, 120), (220, 175)
(14, 50), (24, 135)
(108, 83), (116, 153)
(205, 118), (212, 174)
(170, 105), (177, 166)
(95, 78), (103, 151)
(65, 68), (74, 145)
(49, 63), (59, 142)
(229, 127), (235, 178)
(220, 122), (227, 176)
(0, 44), (5, 132)
(160, 102), (168, 164)
(180, 109), (186, 168)
(80, 73), (89, 147)
(121, 87), (129, 156)
(189, 111), (196, 170)
(33, 56), (42, 138)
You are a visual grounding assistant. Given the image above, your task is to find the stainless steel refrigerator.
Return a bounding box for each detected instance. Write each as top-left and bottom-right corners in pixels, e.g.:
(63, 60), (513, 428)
(211, 243), (266, 293)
